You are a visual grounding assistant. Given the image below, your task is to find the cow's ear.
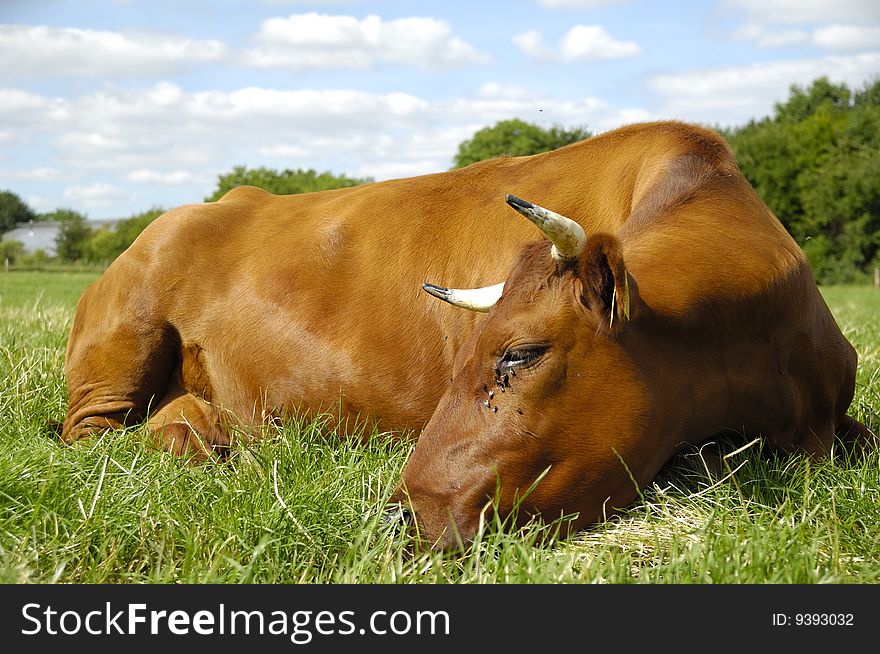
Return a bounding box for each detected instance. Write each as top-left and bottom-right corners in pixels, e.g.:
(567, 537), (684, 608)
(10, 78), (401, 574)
(576, 233), (638, 333)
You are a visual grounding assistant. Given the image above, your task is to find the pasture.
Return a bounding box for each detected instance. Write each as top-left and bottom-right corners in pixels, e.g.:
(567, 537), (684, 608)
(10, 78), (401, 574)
(1, 271), (878, 583)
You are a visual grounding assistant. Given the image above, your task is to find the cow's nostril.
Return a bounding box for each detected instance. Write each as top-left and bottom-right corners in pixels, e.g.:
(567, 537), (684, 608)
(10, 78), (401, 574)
(383, 506), (413, 527)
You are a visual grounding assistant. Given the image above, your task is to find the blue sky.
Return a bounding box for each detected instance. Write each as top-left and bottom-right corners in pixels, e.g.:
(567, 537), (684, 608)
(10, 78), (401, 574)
(1, 0), (878, 219)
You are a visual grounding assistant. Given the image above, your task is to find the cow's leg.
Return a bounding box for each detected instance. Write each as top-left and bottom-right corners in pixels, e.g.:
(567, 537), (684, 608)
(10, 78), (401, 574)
(835, 414), (876, 458)
(61, 273), (178, 443)
(145, 381), (231, 459)
(773, 414), (875, 458)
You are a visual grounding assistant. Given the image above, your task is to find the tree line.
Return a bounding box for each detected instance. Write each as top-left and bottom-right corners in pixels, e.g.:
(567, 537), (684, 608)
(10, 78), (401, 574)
(1, 76), (877, 283)
(722, 77), (880, 283)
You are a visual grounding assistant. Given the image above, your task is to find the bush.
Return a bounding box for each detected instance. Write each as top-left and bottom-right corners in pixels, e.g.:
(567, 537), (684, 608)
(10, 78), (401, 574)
(20, 249), (50, 269)
(54, 212), (93, 262)
(0, 239), (26, 266)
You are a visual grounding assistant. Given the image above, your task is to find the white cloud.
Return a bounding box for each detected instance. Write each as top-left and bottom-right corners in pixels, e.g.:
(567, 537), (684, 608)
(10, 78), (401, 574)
(724, 0), (880, 25)
(436, 82), (650, 133)
(57, 132), (128, 153)
(4, 80), (629, 204)
(256, 144), (310, 159)
(0, 25), (227, 80)
(259, 129), (467, 180)
(224, 87), (430, 125)
(40, 84), (436, 175)
(733, 24), (809, 48)
(25, 195), (58, 213)
(126, 169), (205, 185)
(514, 24), (640, 62)
(475, 83), (536, 101)
(513, 30), (555, 61)
(0, 88), (62, 118)
(650, 51), (880, 126)
(733, 22), (880, 52)
(561, 25), (641, 60)
(245, 13), (489, 70)
(444, 82), (606, 126)
(813, 25), (880, 52)
(537, 0), (628, 8)
(63, 183), (130, 209)
(7, 168), (67, 181)
(0, 88), (68, 142)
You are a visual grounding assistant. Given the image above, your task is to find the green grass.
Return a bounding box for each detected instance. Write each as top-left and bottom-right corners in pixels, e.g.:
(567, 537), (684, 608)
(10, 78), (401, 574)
(1, 271), (878, 583)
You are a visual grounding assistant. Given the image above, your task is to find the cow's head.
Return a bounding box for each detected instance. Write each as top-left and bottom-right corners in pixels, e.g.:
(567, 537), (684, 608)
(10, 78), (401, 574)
(391, 195), (659, 550)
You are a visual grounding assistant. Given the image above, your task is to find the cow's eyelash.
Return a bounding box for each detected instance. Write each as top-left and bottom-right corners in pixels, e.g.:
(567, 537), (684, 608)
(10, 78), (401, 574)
(498, 344), (548, 369)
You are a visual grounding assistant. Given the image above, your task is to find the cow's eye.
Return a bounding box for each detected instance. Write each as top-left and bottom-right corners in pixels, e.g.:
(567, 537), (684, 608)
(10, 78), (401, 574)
(499, 344), (548, 370)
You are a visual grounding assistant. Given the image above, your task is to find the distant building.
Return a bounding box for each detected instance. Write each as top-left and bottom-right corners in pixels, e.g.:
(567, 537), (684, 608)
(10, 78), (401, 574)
(3, 220), (60, 256)
(2, 218), (119, 257)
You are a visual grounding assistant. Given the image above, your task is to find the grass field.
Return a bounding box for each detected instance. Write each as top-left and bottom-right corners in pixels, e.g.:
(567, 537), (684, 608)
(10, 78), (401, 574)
(1, 270), (878, 584)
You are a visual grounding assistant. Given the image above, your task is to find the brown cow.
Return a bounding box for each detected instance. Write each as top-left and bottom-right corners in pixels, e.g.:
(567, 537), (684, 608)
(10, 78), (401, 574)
(61, 121), (871, 548)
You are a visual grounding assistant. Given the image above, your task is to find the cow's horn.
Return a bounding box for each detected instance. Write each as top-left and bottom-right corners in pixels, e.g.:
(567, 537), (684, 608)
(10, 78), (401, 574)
(422, 282), (504, 313)
(506, 194), (586, 261)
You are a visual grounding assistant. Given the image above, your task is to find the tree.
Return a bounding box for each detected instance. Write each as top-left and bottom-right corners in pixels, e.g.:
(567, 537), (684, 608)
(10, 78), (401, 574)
(773, 77), (852, 124)
(452, 119), (592, 168)
(206, 166), (370, 202)
(0, 190), (36, 233)
(854, 76), (880, 108)
(725, 77), (880, 283)
(55, 211), (93, 262)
